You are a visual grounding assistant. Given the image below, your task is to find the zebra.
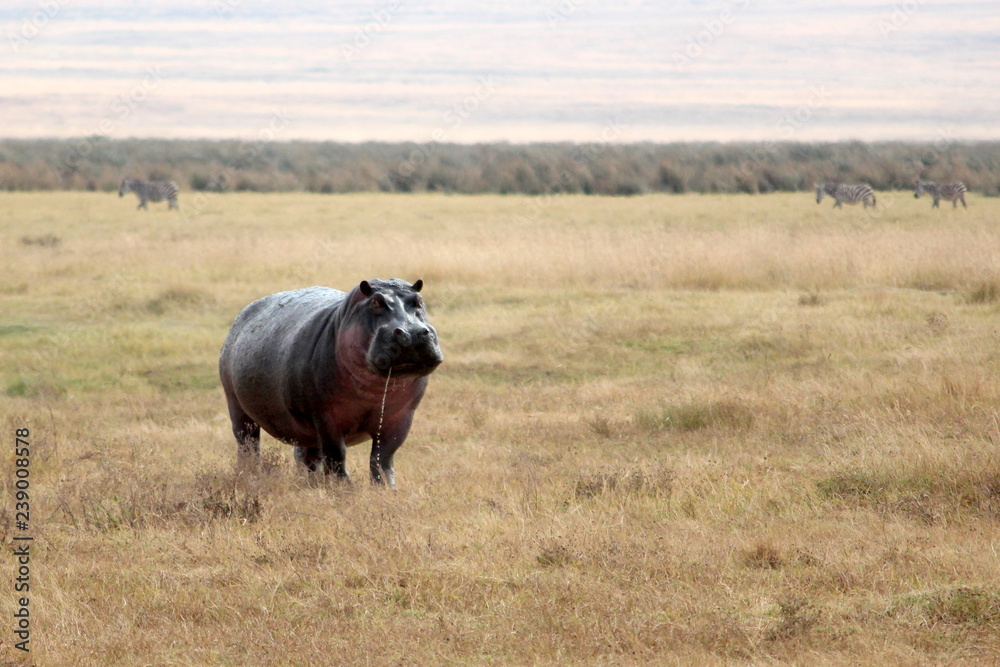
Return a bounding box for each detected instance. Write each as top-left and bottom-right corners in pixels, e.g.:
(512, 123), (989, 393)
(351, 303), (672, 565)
(914, 180), (967, 208)
(815, 183), (876, 209)
(118, 178), (179, 210)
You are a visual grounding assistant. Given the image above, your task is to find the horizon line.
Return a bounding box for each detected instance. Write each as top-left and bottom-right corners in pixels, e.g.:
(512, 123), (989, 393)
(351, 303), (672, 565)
(2, 135), (999, 147)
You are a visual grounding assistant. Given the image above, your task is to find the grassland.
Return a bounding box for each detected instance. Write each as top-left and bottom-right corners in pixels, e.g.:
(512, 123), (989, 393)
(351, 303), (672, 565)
(2, 191), (1000, 665)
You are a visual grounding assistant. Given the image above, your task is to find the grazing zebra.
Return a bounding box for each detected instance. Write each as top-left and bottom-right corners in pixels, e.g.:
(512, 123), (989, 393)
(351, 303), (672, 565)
(815, 183), (876, 209)
(118, 178), (179, 210)
(914, 180), (967, 208)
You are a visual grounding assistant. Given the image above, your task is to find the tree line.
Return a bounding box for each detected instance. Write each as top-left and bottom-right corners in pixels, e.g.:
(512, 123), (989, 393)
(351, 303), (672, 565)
(1, 137), (998, 196)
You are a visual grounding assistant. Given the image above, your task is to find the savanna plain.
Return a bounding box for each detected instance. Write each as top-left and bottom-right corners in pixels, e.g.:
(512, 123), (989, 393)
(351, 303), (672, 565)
(3, 191), (1000, 665)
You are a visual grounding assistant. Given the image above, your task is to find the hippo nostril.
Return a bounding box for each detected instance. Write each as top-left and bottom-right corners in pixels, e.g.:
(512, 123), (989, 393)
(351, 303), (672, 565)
(393, 327), (411, 345)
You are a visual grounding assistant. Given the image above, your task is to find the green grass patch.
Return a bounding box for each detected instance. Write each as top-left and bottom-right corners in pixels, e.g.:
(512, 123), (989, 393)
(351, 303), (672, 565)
(145, 286), (216, 315)
(818, 465), (1000, 521)
(0, 324), (38, 337)
(897, 587), (1000, 627)
(816, 471), (887, 502)
(5, 375), (66, 399)
(965, 280), (1000, 304)
(636, 399), (755, 432)
(140, 362), (220, 393)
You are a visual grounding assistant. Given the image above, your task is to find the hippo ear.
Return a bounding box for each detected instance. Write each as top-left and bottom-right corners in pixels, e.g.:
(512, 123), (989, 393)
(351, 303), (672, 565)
(359, 280), (373, 297)
(411, 279), (423, 293)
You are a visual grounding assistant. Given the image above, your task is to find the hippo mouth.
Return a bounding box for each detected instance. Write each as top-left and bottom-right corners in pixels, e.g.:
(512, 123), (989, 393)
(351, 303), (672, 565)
(368, 357), (442, 377)
(391, 359), (442, 377)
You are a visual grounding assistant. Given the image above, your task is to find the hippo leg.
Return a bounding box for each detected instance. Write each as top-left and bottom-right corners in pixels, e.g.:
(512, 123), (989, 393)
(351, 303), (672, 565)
(369, 448), (396, 487)
(227, 401), (260, 462)
(312, 417), (349, 480)
(321, 437), (349, 479)
(369, 416), (414, 487)
(293, 446), (324, 473)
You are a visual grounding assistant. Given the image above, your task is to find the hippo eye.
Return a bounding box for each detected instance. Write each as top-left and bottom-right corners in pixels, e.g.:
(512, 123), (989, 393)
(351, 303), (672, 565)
(369, 294), (388, 314)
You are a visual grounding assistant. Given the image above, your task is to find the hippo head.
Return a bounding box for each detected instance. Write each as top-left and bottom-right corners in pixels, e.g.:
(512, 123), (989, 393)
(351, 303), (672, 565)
(357, 278), (443, 378)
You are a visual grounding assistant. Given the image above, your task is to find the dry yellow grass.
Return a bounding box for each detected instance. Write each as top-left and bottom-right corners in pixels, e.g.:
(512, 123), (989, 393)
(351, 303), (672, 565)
(2, 191), (1000, 664)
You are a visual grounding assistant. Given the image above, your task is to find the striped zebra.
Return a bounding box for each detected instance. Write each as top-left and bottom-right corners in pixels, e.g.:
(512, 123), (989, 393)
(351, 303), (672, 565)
(914, 180), (967, 208)
(815, 183), (876, 209)
(118, 178), (179, 210)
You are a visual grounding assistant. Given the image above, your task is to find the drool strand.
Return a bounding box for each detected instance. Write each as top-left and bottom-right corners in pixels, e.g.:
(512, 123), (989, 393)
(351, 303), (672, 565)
(374, 367), (392, 464)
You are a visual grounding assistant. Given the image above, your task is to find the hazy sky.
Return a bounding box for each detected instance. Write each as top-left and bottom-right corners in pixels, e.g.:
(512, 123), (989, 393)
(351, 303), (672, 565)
(2, 1), (998, 143)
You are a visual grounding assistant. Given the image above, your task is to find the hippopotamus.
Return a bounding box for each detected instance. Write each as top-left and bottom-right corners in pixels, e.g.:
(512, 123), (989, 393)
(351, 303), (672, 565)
(219, 279), (443, 485)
